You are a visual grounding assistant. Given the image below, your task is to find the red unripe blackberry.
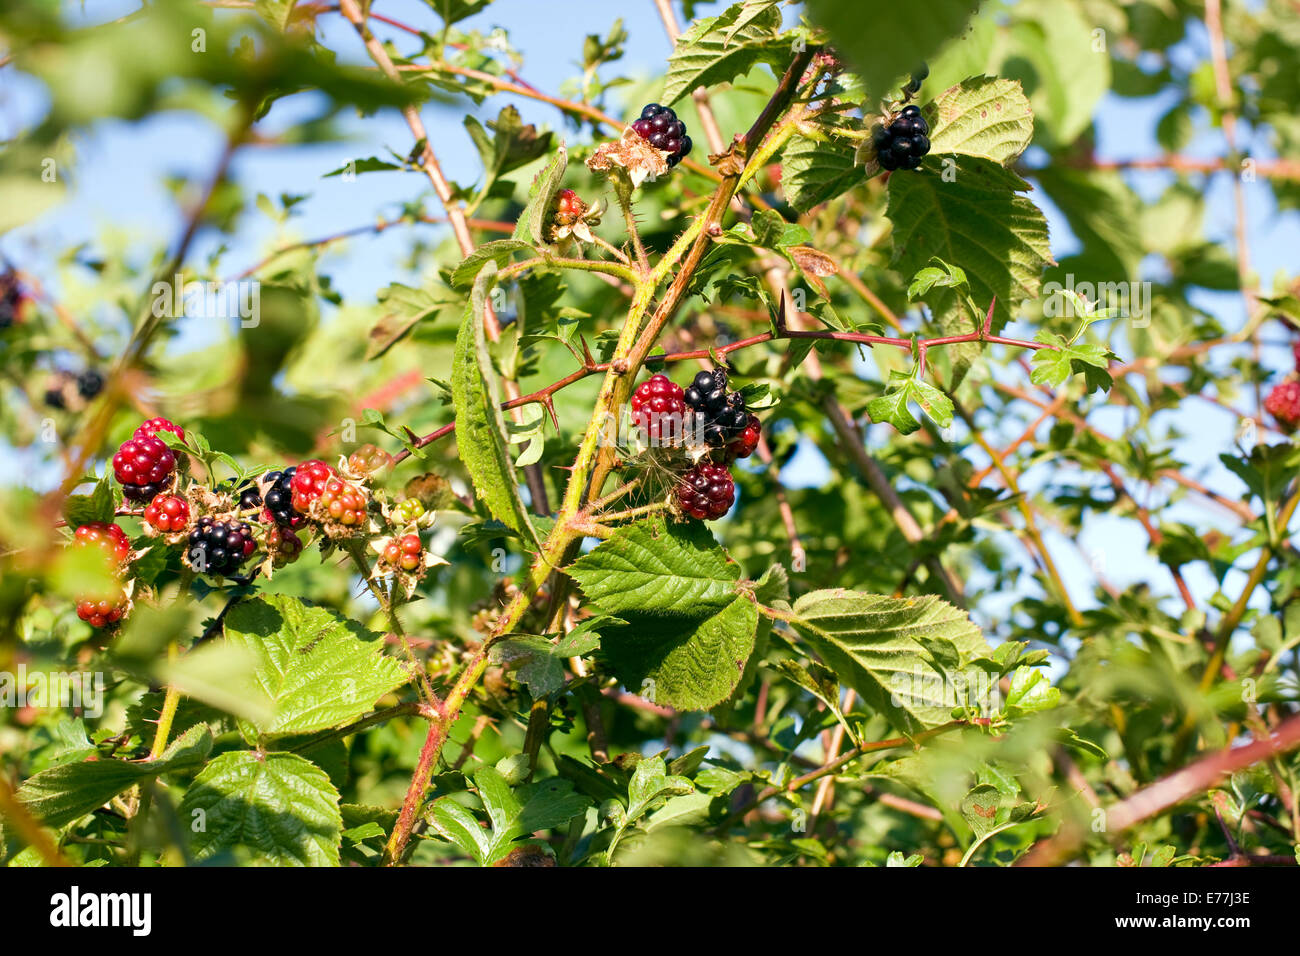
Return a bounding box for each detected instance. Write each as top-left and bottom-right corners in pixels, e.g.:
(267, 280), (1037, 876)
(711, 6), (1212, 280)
(675, 463), (736, 520)
(134, 417), (185, 443)
(77, 597), (126, 629)
(555, 188), (584, 219)
(383, 533), (424, 571)
(1265, 380), (1300, 431)
(144, 494), (191, 533)
(319, 477), (368, 526)
(348, 443), (392, 475)
(112, 434), (175, 501)
(186, 516), (256, 576)
(630, 373), (689, 443)
(73, 522), (131, 566)
(290, 460), (336, 513)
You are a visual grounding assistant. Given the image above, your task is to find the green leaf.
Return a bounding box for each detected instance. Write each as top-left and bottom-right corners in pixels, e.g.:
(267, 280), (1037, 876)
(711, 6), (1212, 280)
(926, 76), (1034, 165)
(222, 594), (409, 737)
(490, 625), (601, 698)
(17, 725), (213, 828)
(1004, 666), (1060, 718)
(626, 756), (694, 824)
(451, 264), (541, 549)
(426, 0), (491, 25)
(428, 767), (590, 865)
(61, 474), (117, 528)
(960, 784), (1001, 837)
(367, 282), (457, 359)
(568, 517), (744, 616)
(513, 146), (567, 247)
(886, 157), (1052, 385)
(780, 130), (866, 213)
(661, 1), (792, 105)
(451, 239), (535, 289)
(786, 589), (993, 733)
(180, 750), (343, 866)
(599, 597), (760, 711)
(805, 0), (985, 99)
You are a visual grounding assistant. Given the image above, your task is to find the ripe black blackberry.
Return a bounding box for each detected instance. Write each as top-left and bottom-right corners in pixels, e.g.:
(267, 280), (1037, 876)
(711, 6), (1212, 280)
(77, 368), (105, 399)
(683, 369), (750, 447)
(873, 105), (931, 172)
(219, 479), (263, 515)
(186, 516), (256, 576)
(631, 104), (693, 167)
(261, 467), (304, 528)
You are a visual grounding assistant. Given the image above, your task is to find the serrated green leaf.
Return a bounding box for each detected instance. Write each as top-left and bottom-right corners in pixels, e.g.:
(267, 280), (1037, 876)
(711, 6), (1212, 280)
(960, 784), (1001, 837)
(780, 130), (866, 213)
(661, 1), (791, 105)
(180, 750), (343, 866)
(926, 76), (1034, 165)
(600, 597), (759, 711)
(513, 145), (567, 247)
(805, 0), (984, 99)
(568, 517), (743, 616)
(451, 264), (541, 549)
(17, 724), (213, 828)
(222, 594), (408, 736)
(886, 157), (1052, 386)
(1004, 666), (1060, 717)
(787, 590), (992, 732)
(451, 239), (535, 289)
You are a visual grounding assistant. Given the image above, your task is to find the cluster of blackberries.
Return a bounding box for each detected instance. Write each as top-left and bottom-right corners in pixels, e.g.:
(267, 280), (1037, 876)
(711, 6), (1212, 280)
(873, 105), (931, 171)
(186, 516), (256, 577)
(684, 369), (759, 454)
(631, 104), (693, 167)
(629, 368), (764, 521)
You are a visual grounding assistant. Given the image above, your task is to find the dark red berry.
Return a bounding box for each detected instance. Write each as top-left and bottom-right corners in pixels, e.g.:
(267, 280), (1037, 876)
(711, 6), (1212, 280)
(1265, 381), (1300, 431)
(77, 596), (126, 628)
(632, 104), (690, 167)
(77, 369), (105, 399)
(143, 494), (191, 533)
(630, 374), (689, 444)
(134, 417), (185, 443)
(675, 463), (736, 520)
(186, 516), (256, 576)
(73, 522), (131, 566)
(112, 434), (175, 501)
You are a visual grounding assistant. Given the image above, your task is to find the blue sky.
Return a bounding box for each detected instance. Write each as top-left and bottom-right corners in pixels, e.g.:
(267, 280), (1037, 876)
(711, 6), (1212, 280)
(3, 0), (1298, 641)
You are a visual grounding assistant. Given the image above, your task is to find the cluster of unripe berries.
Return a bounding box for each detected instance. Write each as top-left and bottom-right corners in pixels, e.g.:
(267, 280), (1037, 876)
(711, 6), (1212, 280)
(70, 418), (426, 627)
(629, 368), (761, 521)
(630, 104), (693, 167)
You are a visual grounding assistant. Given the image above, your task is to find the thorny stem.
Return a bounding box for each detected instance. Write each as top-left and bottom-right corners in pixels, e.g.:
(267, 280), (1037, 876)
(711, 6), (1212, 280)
(379, 46), (819, 862)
